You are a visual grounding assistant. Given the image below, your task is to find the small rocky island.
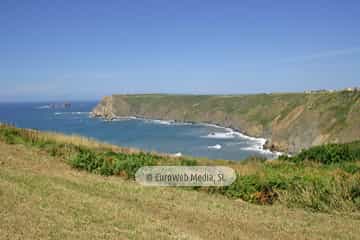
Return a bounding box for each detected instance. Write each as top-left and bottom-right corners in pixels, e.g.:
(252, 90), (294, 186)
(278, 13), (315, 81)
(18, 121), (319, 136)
(49, 102), (72, 109)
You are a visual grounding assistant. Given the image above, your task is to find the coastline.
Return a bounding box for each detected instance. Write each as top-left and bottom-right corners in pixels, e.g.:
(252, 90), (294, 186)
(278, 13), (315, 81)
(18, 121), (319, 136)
(90, 114), (283, 158)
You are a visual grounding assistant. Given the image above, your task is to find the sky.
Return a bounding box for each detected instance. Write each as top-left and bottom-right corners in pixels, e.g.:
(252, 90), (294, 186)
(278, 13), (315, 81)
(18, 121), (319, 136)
(1, 0), (359, 101)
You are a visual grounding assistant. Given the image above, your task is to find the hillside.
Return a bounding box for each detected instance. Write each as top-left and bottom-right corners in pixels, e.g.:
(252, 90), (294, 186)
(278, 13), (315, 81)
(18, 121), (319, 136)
(1, 125), (360, 239)
(91, 91), (360, 153)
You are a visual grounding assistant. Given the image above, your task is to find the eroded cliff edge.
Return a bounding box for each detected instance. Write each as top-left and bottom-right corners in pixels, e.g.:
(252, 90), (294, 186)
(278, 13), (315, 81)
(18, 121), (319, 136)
(91, 92), (360, 153)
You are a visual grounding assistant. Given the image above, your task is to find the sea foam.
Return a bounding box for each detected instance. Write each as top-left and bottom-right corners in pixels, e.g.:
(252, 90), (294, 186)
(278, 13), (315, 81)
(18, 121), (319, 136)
(54, 112), (89, 115)
(36, 105), (51, 109)
(105, 116), (281, 157)
(171, 152), (183, 157)
(200, 124), (281, 157)
(208, 144), (222, 150)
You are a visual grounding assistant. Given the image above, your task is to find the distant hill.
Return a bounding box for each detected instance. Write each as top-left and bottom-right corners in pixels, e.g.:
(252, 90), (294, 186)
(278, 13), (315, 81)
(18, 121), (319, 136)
(91, 91), (360, 153)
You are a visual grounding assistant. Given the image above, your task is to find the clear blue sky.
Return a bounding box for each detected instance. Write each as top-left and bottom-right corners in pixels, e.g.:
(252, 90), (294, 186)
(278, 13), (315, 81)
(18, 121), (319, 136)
(1, 0), (359, 101)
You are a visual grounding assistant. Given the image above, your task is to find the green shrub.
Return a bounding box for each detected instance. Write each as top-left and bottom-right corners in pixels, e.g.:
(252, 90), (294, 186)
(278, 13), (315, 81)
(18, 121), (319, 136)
(222, 174), (261, 201)
(348, 141), (360, 160)
(280, 142), (360, 164)
(339, 163), (360, 174)
(0, 128), (24, 145)
(69, 149), (104, 172)
(285, 176), (331, 211)
(240, 156), (267, 165)
(114, 152), (157, 178)
(351, 185), (360, 206)
(180, 158), (197, 166)
(99, 158), (114, 176)
(214, 173), (279, 204)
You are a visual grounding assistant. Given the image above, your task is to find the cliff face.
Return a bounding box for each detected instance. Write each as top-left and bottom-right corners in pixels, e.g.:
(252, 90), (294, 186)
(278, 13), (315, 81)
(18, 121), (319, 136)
(90, 96), (116, 119)
(91, 92), (360, 153)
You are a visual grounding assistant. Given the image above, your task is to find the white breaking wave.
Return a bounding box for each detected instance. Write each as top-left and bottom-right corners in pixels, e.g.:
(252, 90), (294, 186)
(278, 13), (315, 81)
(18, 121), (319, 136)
(146, 119), (174, 125)
(112, 116), (138, 120)
(109, 116), (138, 121)
(200, 123), (227, 129)
(145, 119), (193, 126)
(36, 105), (51, 109)
(200, 124), (281, 157)
(126, 117), (193, 126)
(104, 116), (175, 125)
(203, 132), (236, 139)
(109, 116), (199, 127)
(171, 152), (182, 157)
(241, 146), (263, 151)
(172, 122), (194, 126)
(54, 112), (89, 115)
(208, 144), (222, 150)
(105, 115), (282, 157)
(241, 145), (283, 156)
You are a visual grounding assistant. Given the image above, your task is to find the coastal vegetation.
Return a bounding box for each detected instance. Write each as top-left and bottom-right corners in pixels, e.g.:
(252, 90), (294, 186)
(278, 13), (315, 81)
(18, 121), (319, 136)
(1, 124), (359, 213)
(2, 133), (360, 239)
(279, 141), (360, 164)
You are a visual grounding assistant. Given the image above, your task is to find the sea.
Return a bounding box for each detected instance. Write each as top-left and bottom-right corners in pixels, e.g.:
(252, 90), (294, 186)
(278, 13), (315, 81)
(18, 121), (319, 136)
(0, 101), (279, 160)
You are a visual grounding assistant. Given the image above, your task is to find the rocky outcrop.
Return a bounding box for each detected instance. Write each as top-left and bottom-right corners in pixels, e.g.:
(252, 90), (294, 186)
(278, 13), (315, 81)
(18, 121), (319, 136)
(90, 96), (116, 119)
(91, 92), (360, 153)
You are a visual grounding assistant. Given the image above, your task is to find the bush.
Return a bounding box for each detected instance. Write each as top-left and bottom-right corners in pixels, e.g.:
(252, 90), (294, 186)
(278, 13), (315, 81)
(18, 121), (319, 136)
(280, 142), (360, 164)
(351, 185), (360, 206)
(69, 149), (104, 173)
(114, 152), (157, 178)
(0, 128), (24, 145)
(215, 174), (279, 204)
(180, 158), (197, 166)
(348, 141), (360, 160)
(210, 161), (360, 210)
(69, 150), (160, 178)
(339, 163), (360, 174)
(99, 158), (114, 176)
(241, 156), (267, 164)
(285, 176), (332, 211)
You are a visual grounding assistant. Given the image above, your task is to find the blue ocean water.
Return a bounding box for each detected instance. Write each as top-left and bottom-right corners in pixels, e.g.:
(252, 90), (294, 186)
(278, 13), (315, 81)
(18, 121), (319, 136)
(0, 102), (277, 160)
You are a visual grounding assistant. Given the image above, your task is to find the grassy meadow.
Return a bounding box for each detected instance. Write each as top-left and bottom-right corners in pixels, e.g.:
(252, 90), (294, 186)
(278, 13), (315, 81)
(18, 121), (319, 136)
(1, 123), (360, 239)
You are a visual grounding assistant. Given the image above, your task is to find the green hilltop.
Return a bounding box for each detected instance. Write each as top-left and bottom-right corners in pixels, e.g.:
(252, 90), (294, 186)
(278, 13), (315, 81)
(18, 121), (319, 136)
(92, 90), (360, 153)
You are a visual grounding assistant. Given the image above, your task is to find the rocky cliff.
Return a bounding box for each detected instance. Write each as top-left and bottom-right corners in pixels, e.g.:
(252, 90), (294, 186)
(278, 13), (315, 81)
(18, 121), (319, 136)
(91, 92), (360, 153)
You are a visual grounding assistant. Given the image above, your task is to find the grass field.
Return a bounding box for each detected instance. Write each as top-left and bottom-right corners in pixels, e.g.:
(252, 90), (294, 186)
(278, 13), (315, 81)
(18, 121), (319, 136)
(1, 124), (360, 239)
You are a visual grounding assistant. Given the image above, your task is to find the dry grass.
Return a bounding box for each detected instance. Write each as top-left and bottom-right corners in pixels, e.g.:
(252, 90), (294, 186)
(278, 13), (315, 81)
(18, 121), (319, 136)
(1, 141), (360, 239)
(0, 123), (183, 158)
(31, 128), (136, 154)
(1, 124), (360, 211)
